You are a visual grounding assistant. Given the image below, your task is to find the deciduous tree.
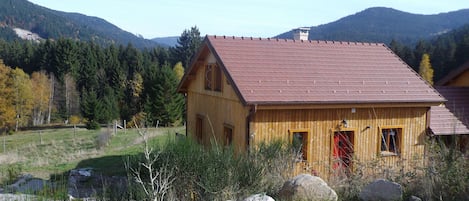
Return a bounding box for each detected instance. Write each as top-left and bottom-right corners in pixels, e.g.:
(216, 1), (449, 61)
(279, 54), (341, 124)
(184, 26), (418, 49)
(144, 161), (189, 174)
(419, 53), (434, 85)
(30, 71), (51, 126)
(0, 61), (15, 133)
(11, 67), (34, 131)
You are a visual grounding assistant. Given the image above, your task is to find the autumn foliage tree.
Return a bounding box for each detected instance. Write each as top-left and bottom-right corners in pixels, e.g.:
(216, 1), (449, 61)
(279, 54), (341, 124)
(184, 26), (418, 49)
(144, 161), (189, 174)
(30, 71), (51, 126)
(419, 53), (434, 85)
(0, 61), (15, 133)
(11, 67), (34, 131)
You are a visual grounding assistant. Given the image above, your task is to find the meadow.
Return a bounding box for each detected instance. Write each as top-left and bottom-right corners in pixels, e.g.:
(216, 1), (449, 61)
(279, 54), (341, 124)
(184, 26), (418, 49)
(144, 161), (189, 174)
(0, 126), (183, 182)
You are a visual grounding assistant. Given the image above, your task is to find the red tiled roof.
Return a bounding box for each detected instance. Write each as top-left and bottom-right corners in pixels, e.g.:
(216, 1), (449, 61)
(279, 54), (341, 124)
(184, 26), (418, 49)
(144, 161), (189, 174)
(194, 36), (445, 105)
(430, 87), (469, 135)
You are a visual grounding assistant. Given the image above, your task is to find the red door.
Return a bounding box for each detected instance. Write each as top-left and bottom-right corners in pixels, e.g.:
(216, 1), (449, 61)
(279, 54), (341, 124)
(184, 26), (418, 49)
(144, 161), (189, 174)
(333, 131), (354, 171)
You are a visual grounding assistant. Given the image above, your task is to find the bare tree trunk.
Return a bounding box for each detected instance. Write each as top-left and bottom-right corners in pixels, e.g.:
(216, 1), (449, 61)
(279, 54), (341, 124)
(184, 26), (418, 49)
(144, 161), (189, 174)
(47, 74), (55, 124)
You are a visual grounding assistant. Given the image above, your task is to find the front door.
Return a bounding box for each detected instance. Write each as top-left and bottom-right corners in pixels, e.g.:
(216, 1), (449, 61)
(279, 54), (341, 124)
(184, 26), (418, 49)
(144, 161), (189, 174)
(333, 131), (354, 173)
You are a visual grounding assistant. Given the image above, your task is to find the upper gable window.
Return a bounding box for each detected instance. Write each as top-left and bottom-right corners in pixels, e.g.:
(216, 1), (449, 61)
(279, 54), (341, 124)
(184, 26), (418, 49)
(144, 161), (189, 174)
(204, 63), (222, 92)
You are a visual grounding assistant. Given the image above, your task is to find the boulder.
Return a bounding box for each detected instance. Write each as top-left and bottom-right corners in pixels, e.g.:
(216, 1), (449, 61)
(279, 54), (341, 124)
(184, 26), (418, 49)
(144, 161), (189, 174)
(0, 194), (37, 201)
(408, 195), (422, 201)
(243, 193), (275, 201)
(359, 179), (403, 201)
(278, 174), (337, 201)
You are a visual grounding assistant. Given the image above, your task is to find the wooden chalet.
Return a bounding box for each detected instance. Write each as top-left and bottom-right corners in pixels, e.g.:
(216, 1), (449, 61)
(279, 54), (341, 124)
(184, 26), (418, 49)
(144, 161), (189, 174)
(431, 62), (469, 152)
(177, 35), (445, 178)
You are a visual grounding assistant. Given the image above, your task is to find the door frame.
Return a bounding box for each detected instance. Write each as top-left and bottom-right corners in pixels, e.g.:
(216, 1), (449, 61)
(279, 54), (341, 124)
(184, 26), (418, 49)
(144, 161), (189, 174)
(330, 128), (356, 173)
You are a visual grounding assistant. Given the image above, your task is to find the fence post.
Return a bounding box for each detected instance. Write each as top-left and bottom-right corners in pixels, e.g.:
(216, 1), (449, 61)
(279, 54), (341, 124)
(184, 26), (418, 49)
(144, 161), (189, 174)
(74, 124), (77, 139)
(39, 131), (43, 144)
(124, 120), (127, 134)
(114, 120), (117, 135)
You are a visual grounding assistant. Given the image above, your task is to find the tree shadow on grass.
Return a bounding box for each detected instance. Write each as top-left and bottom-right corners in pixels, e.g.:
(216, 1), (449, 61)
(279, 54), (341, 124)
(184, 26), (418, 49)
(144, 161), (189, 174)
(74, 154), (139, 176)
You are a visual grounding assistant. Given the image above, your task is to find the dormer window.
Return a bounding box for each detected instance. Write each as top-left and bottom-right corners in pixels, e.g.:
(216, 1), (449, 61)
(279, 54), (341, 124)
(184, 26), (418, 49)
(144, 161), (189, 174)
(204, 63), (222, 92)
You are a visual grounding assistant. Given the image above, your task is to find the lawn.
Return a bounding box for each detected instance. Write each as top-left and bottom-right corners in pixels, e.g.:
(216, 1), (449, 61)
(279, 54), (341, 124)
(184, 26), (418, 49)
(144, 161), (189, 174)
(0, 126), (184, 182)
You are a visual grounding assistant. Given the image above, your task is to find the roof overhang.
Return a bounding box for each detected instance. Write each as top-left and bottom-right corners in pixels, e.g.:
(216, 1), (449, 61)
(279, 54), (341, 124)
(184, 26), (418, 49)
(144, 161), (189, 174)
(252, 101), (444, 110)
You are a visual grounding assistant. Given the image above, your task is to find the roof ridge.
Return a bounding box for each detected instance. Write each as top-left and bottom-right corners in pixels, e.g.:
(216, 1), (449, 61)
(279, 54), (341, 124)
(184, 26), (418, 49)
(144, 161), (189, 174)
(207, 35), (384, 46)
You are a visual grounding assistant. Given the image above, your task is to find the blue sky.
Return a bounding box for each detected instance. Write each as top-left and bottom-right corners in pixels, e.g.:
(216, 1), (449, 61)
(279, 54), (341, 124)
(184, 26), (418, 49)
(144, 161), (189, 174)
(28, 0), (469, 39)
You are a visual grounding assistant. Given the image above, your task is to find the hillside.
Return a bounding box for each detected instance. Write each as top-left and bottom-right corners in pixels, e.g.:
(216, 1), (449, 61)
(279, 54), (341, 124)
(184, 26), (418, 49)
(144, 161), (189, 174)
(0, 0), (159, 48)
(152, 36), (179, 47)
(276, 7), (469, 45)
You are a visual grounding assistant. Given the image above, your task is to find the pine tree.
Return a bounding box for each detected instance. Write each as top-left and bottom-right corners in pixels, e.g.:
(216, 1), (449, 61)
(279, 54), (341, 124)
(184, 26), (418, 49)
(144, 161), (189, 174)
(144, 64), (184, 126)
(419, 53), (434, 85)
(80, 89), (102, 129)
(171, 26), (202, 69)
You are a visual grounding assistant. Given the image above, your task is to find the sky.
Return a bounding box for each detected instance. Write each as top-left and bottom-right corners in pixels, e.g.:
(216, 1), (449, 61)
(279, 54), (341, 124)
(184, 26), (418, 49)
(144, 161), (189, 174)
(28, 0), (469, 39)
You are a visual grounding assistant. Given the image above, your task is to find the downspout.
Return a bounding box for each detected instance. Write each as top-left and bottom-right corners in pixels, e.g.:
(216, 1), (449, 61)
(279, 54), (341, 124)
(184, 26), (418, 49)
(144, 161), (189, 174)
(246, 104), (257, 153)
(184, 92), (188, 137)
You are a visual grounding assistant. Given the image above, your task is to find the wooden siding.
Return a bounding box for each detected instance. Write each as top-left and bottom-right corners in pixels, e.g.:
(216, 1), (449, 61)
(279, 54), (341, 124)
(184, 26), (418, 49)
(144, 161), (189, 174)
(186, 52), (249, 151)
(251, 107), (428, 179)
(446, 69), (469, 86)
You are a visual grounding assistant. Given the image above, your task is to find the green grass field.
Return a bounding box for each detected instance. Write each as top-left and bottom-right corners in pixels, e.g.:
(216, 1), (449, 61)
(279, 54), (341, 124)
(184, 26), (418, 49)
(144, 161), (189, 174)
(0, 126), (184, 182)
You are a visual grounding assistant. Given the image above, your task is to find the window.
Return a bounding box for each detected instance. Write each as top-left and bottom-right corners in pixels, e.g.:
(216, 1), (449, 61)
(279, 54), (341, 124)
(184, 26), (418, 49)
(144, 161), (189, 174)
(224, 124), (233, 146)
(196, 115), (204, 143)
(380, 127), (402, 156)
(290, 130), (308, 161)
(204, 64), (212, 90)
(204, 63), (222, 91)
(214, 65), (222, 91)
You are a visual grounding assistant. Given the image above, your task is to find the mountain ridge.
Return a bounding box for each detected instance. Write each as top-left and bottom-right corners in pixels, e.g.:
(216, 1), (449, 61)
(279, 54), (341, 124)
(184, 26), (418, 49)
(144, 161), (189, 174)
(0, 0), (160, 48)
(276, 7), (469, 45)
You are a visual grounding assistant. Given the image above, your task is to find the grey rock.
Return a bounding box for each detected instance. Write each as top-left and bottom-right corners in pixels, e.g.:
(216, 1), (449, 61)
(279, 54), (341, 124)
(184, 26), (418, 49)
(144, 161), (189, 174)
(278, 174), (337, 201)
(408, 195), (422, 201)
(243, 193), (275, 201)
(0, 194), (38, 201)
(359, 179), (403, 201)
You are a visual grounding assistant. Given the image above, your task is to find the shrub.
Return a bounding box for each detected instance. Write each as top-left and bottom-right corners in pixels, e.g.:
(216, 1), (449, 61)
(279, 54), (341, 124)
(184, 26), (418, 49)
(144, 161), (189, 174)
(126, 136), (296, 200)
(96, 130), (112, 149)
(69, 115), (81, 125)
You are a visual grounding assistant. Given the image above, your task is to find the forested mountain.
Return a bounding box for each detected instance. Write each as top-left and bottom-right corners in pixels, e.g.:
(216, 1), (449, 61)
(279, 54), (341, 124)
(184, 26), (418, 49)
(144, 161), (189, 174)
(0, 25), (202, 132)
(152, 36), (179, 47)
(0, 0), (159, 49)
(277, 7), (469, 45)
(390, 24), (469, 82)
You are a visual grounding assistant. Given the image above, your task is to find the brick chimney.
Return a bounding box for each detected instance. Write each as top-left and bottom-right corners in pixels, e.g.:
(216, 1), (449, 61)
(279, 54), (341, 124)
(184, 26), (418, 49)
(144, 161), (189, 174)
(293, 27), (310, 40)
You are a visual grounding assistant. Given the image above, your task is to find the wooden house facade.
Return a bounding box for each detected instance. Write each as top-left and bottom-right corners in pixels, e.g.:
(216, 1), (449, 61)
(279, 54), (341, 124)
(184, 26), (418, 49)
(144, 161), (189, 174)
(178, 36), (445, 178)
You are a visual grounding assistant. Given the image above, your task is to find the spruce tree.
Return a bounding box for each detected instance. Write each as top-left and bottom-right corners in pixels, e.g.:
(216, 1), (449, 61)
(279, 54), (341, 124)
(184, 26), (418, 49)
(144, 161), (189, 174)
(171, 26), (202, 69)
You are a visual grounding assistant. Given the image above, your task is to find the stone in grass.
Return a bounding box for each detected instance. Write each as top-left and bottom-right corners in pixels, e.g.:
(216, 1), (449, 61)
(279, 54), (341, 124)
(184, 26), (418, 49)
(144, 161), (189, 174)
(243, 193), (275, 201)
(359, 179), (403, 201)
(278, 174), (337, 201)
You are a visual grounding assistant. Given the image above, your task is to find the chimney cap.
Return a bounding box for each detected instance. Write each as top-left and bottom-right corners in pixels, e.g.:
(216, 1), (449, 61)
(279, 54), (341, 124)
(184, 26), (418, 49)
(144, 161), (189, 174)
(293, 27), (310, 40)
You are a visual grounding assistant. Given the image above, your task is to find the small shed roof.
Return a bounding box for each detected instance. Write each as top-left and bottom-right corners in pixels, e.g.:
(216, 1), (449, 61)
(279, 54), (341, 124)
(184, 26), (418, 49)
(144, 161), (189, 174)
(436, 61), (469, 86)
(180, 36), (445, 105)
(430, 87), (469, 135)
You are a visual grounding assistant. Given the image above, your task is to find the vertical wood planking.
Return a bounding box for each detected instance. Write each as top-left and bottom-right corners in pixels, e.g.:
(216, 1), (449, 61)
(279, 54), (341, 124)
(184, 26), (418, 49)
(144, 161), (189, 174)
(251, 107), (428, 179)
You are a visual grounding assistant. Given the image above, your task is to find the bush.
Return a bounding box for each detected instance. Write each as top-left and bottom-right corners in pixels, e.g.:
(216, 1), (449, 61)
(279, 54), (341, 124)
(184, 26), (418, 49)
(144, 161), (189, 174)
(126, 137), (296, 200)
(96, 130), (112, 149)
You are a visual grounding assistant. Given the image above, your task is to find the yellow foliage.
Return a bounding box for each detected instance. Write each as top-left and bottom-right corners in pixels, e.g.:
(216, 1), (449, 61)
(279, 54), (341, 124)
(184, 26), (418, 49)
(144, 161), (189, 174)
(126, 112), (147, 128)
(419, 53), (434, 85)
(69, 115), (81, 125)
(31, 71), (51, 116)
(0, 61), (15, 129)
(173, 62), (185, 81)
(131, 73), (143, 97)
(11, 67), (34, 128)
